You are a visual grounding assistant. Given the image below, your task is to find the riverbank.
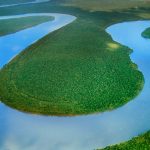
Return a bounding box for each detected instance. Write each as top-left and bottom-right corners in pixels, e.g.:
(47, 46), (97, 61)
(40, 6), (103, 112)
(100, 131), (150, 150)
(0, 15), (53, 36)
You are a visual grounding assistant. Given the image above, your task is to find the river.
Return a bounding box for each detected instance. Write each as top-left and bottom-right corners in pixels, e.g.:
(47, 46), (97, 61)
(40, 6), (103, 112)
(0, 1), (150, 150)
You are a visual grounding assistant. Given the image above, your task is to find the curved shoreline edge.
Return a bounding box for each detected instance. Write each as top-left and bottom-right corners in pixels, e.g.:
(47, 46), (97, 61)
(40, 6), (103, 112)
(0, 0), (149, 149)
(0, 18), (149, 150)
(0, 13), (76, 68)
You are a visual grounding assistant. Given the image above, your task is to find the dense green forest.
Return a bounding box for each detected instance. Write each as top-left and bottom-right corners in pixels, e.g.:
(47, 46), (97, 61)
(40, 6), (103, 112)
(0, 1), (147, 115)
(59, 0), (150, 11)
(100, 131), (150, 150)
(0, 16), (53, 36)
(0, 1), (150, 150)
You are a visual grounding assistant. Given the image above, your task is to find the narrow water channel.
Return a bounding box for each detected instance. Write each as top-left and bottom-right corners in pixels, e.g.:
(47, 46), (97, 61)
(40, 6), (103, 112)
(0, 0), (50, 8)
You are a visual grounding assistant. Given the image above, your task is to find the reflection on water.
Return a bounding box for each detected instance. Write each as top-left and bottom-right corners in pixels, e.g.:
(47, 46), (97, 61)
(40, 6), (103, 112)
(0, 18), (150, 149)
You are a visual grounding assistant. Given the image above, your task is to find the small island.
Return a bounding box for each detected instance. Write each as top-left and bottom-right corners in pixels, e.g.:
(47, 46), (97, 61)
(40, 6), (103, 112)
(142, 27), (150, 38)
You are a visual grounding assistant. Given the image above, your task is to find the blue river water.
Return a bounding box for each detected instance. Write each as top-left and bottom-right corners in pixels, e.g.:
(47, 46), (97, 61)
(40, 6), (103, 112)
(0, 6), (150, 150)
(0, 13), (76, 68)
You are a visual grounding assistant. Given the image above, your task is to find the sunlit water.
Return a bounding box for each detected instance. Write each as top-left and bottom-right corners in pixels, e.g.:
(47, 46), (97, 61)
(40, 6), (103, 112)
(0, 12), (150, 150)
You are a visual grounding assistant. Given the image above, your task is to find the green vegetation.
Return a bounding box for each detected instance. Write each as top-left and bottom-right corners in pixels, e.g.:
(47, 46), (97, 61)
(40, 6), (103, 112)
(100, 131), (150, 150)
(142, 27), (150, 39)
(0, 0), (33, 5)
(60, 0), (150, 12)
(0, 16), (53, 36)
(0, 2), (147, 116)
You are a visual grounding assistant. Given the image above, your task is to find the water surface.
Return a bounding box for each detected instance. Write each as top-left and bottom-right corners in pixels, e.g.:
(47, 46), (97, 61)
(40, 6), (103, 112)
(0, 15), (150, 150)
(0, 13), (76, 68)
